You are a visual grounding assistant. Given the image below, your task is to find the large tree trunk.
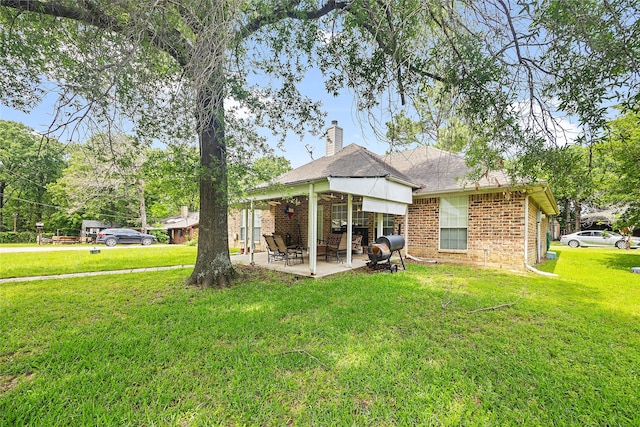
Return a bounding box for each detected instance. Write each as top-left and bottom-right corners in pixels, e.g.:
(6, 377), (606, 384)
(574, 199), (581, 232)
(186, 84), (236, 287)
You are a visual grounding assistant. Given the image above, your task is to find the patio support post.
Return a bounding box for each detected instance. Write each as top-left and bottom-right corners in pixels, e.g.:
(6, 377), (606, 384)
(377, 213), (384, 238)
(243, 208), (249, 255)
(249, 200), (255, 265)
(308, 183), (317, 275)
(346, 194), (353, 267)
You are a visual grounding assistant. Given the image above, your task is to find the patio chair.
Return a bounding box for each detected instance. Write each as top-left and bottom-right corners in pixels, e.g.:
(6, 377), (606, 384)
(264, 234), (286, 264)
(326, 232), (347, 263)
(352, 234), (363, 254)
(273, 234), (304, 265)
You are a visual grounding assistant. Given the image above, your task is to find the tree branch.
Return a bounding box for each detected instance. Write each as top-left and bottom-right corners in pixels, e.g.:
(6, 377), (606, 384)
(238, 0), (349, 40)
(467, 302), (517, 314)
(0, 0), (191, 67)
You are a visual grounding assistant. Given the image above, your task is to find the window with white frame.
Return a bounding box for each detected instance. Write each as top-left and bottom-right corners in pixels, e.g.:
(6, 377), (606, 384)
(440, 196), (468, 250)
(331, 203), (368, 231)
(331, 204), (347, 231)
(383, 214), (395, 235)
(240, 209), (262, 243)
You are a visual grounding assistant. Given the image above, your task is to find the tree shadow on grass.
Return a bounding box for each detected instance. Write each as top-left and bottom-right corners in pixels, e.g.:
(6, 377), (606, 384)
(602, 251), (640, 273)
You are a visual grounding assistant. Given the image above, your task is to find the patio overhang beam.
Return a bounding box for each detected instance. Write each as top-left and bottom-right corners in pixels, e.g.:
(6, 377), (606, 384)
(327, 176), (414, 204)
(246, 179), (330, 202)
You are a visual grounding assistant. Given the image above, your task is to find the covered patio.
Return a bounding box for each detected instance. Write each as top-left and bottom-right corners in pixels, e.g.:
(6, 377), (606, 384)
(240, 145), (418, 276)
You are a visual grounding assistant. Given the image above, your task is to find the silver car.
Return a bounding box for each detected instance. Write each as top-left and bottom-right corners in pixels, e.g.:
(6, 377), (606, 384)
(560, 230), (640, 249)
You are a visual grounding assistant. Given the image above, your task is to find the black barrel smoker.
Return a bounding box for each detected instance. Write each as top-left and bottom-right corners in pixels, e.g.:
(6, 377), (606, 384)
(366, 235), (406, 272)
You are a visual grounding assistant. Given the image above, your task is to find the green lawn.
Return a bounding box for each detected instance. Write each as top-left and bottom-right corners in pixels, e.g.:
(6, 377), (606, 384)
(0, 245), (198, 278)
(1, 246), (639, 425)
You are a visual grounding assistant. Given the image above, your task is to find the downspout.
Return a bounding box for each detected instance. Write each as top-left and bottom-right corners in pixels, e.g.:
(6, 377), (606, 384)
(346, 194), (353, 267)
(524, 195), (528, 267)
(524, 194), (558, 277)
(536, 210), (542, 264)
(403, 206), (422, 262)
(249, 200), (255, 265)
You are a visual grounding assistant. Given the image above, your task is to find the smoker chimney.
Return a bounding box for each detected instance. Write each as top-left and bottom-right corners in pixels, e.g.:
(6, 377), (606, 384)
(181, 205), (188, 218)
(326, 120), (343, 156)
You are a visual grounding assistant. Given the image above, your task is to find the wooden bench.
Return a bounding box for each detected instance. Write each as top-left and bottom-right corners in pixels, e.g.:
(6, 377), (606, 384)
(52, 236), (81, 244)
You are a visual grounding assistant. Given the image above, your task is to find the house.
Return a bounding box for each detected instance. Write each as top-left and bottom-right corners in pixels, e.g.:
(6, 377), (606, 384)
(162, 206), (199, 244)
(242, 121), (559, 275)
(80, 219), (119, 242)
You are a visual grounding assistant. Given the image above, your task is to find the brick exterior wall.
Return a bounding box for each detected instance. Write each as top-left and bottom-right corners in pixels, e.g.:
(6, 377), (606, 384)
(526, 196), (552, 266)
(405, 191), (549, 270)
(230, 190), (553, 270)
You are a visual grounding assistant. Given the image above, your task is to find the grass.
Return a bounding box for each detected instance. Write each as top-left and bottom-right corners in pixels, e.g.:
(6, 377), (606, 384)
(0, 245), (198, 278)
(1, 246), (639, 425)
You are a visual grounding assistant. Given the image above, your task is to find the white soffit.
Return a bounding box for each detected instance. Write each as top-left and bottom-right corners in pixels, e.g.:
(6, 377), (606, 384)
(328, 177), (413, 204)
(362, 197), (408, 215)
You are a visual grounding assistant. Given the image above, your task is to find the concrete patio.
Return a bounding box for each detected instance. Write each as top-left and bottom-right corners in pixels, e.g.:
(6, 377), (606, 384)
(231, 250), (375, 278)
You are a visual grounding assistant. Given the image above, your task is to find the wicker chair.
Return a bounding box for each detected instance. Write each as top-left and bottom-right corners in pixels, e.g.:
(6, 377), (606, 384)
(325, 233), (347, 262)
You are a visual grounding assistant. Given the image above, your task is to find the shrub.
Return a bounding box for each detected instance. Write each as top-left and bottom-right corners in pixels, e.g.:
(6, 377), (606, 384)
(0, 231), (37, 244)
(148, 229), (170, 244)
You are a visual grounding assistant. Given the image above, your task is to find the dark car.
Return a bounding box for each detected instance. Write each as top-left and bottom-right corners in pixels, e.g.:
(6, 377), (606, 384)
(96, 228), (157, 247)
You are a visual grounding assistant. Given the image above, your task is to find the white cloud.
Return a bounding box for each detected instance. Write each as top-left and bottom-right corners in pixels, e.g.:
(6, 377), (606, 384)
(514, 99), (582, 147)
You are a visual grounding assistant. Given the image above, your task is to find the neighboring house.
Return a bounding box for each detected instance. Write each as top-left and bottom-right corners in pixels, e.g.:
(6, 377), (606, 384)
(162, 207), (199, 244)
(80, 220), (119, 242)
(243, 121), (559, 275)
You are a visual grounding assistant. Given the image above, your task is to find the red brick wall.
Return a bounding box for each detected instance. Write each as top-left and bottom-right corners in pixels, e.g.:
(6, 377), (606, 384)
(406, 192), (529, 269)
(241, 190), (553, 269)
(228, 209), (242, 248)
(228, 207), (274, 251)
(526, 197), (552, 265)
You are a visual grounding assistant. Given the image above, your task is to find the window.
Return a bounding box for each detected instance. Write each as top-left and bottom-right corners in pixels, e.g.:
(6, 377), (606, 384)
(440, 196), (468, 250)
(383, 214), (395, 235)
(353, 205), (369, 228)
(241, 209), (262, 243)
(331, 204), (347, 231)
(331, 203), (369, 231)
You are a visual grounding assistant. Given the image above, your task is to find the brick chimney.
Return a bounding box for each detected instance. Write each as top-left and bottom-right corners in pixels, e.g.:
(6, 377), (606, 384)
(326, 120), (343, 157)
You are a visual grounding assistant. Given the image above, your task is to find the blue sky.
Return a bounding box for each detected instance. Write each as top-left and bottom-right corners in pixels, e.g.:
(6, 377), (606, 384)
(0, 76), (394, 169)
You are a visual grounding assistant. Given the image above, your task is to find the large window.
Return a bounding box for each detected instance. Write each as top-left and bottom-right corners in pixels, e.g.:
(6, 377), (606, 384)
(241, 209), (262, 243)
(331, 204), (347, 230)
(440, 196), (468, 250)
(331, 203), (368, 231)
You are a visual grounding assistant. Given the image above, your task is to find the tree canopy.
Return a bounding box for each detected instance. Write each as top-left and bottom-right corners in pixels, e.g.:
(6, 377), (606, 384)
(0, 120), (65, 232)
(1, 0), (638, 286)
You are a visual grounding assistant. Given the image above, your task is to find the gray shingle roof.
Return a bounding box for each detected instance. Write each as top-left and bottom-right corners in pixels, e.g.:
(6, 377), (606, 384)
(263, 144), (416, 187)
(380, 145), (510, 195)
(263, 144), (509, 195)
